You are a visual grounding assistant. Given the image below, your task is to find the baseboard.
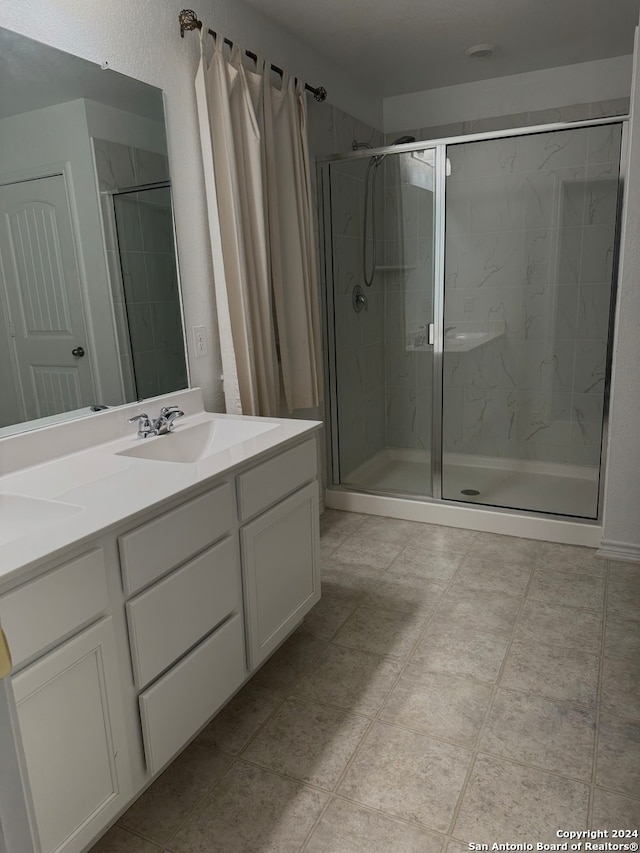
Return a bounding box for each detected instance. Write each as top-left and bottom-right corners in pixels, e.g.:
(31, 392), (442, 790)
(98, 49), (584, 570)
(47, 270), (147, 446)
(597, 539), (640, 563)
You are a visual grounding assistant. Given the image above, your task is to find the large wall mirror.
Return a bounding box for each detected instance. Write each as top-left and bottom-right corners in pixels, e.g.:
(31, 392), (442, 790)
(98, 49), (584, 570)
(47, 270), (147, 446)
(0, 27), (189, 437)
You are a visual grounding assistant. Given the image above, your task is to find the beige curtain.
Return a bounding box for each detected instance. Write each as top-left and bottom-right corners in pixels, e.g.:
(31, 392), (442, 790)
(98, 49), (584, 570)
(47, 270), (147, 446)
(196, 33), (323, 416)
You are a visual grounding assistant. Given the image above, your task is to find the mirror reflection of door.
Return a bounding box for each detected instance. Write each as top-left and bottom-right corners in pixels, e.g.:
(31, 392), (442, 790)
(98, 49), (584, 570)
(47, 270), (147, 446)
(0, 173), (96, 422)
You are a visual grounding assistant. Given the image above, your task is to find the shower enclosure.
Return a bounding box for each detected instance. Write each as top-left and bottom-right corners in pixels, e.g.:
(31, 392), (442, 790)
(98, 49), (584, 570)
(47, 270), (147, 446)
(320, 120), (624, 520)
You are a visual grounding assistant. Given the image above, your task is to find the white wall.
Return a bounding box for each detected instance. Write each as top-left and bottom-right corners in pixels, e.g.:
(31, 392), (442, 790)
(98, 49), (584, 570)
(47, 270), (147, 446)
(384, 56), (633, 133)
(0, 0), (379, 413)
(601, 30), (640, 562)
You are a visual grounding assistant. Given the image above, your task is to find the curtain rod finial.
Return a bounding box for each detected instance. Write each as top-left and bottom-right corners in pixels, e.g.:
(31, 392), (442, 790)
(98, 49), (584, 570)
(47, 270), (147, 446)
(179, 9), (202, 38)
(313, 87), (328, 102)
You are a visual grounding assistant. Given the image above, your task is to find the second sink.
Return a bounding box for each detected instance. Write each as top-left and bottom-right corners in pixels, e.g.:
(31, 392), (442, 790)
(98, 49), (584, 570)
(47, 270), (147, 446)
(116, 418), (279, 464)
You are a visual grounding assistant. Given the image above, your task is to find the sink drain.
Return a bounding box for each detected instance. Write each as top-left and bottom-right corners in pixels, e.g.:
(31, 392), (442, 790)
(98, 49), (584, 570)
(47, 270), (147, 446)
(461, 489), (480, 496)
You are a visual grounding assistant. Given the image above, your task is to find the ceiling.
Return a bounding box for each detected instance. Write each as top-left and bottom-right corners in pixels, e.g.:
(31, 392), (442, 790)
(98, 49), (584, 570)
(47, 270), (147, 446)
(241, 0), (639, 97)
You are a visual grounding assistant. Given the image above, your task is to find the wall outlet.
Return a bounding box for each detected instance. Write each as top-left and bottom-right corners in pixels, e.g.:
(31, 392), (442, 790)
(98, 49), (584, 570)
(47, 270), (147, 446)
(464, 297), (474, 314)
(192, 325), (208, 358)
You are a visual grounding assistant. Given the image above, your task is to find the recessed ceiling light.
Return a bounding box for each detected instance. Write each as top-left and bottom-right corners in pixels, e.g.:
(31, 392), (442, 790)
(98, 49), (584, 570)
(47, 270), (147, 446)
(465, 43), (495, 58)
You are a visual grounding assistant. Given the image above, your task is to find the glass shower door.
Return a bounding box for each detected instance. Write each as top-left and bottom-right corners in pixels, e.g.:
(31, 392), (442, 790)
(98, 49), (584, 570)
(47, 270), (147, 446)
(441, 124), (622, 518)
(326, 148), (437, 496)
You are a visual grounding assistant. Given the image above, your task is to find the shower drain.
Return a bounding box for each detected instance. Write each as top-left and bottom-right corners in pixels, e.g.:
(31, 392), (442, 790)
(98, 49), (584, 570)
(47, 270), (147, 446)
(461, 489), (480, 496)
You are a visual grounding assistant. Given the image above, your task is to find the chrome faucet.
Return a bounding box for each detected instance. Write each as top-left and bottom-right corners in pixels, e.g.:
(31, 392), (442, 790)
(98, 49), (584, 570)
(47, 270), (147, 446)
(128, 406), (185, 438)
(128, 413), (155, 438)
(153, 406), (185, 435)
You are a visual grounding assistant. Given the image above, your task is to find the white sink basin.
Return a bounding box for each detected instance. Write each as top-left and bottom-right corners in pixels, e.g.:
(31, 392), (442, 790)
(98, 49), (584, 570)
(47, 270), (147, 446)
(116, 419), (279, 464)
(0, 494), (82, 545)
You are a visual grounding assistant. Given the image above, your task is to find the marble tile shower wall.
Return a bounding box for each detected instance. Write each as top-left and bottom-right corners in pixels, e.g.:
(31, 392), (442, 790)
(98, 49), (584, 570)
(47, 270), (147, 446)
(94, 139), (187, 400)
(306, 102), (384, 478)
(442, 123), (621, 466)
(382, 156), (435, 454)
(330, 160), (387, 476)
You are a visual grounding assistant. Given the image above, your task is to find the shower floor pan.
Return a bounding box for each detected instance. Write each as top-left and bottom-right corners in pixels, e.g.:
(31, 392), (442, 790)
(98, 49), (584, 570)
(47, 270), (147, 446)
(342, 448), (599, 519)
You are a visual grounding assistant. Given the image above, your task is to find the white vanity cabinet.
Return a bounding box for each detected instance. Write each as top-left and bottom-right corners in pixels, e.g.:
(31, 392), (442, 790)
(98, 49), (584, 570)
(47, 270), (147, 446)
(0, 551), (131, 853)
(0, 426), (321, 853)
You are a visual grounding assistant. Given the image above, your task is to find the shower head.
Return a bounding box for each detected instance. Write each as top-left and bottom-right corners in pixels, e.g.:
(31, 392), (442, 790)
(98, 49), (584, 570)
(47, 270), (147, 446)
(394, 135), (416, 145)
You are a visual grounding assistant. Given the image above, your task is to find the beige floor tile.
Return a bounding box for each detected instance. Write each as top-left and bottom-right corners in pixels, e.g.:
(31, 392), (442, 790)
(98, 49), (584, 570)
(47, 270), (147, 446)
(535, 542), (607, 576)
(364, 573), (446, 614)
(607, 574), (640, 620)
(293, 644), (403, 716)
(242, 697), (370, 790)
(321, 560), (386, 597)
(298, 592), (361, 640)
(319, 531), (347, 558)
(607, 563), (640, 585)
(479, 688), (596, 781)
(453, 554), (532, 596)
(251, 631), (326, 693)
(436, 587), (521, 636)
(601, 657), (640, 720)
(527, 567), (605, 611)
(410, 624), (509, 683)
(320, 509), (367, 537)
(500, 639), (599, 707)
(388, 545), (464, 581)
(196, 683), (283, 755)
(333, 602), (430, 658)
(597, 715), (640, 798)
(305, 797), (444, 853)
(118, 741), (232, 844)
(331, 535), (405, 570)
(471, 532), (540, 567)
(356, 515), (425, 545)
(412, 524), (478, 554)
(90, 827), (161, 852)
(169, 762), (327, 853)
(453, 755), (589, 844)
(591, 788), (640, 828)
(338, 722), (472, 833)
(516, 599), (603, 653)
(380, 665), (493, 747)
(605, 616), (640, 661)
(445, 841), (469, 853)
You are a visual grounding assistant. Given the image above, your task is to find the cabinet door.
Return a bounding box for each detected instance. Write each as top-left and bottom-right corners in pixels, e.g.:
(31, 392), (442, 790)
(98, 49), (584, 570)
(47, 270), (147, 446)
(241, 481), (320, 670)
(12, 618), (131, 853)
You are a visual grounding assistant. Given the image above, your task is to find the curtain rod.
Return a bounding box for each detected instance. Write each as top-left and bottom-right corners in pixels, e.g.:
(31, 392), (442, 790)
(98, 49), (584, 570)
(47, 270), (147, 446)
(178, 9), (328, 102)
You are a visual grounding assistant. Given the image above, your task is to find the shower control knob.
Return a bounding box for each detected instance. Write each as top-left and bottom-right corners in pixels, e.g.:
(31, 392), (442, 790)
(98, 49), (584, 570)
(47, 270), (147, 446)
(352, 285), (368, 313)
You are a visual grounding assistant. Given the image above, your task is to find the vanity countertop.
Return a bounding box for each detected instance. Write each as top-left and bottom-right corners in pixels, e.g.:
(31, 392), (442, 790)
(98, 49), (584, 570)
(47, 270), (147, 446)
(0, 392), (321, 589)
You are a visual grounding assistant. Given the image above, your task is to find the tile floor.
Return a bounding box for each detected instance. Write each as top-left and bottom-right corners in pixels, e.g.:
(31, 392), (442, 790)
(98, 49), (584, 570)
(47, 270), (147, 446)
(91, 510), (640, 852)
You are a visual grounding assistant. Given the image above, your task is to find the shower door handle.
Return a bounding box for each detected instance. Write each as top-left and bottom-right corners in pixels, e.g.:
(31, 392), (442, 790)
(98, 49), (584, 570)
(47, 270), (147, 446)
(428, 324), (434, 346)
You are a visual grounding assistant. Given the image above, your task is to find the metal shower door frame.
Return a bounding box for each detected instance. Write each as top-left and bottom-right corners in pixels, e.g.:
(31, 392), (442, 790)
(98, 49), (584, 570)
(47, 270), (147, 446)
(319, 113), (628, 520)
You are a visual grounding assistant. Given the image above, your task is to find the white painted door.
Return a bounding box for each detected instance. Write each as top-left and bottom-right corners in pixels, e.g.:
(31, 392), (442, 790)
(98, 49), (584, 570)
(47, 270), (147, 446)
(0, 174), (95, 420)
(12, 618), (131, 853)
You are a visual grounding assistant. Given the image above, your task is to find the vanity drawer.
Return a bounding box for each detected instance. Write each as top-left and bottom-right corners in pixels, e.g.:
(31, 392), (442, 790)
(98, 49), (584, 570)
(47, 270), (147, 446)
(237, 439), (317, 521)
(139, 613), (245, 774)
(126, 535), (241, 689)
(0, 549), (108, 668)
(119, 482), (235, 595)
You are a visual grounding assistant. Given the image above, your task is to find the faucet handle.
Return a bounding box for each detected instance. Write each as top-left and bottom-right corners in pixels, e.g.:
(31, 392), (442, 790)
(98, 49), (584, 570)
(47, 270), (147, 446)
(160, 405), (181, 417)
(128, 413), (149, 424)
